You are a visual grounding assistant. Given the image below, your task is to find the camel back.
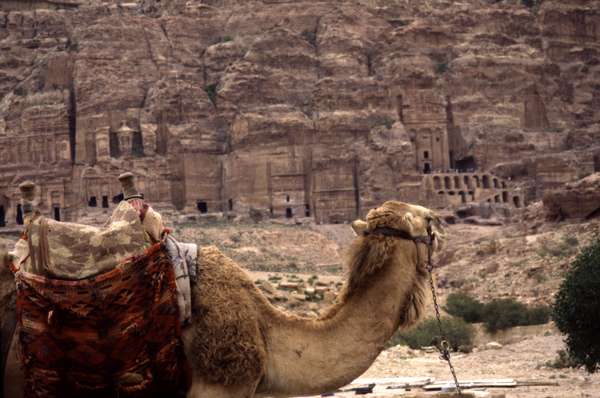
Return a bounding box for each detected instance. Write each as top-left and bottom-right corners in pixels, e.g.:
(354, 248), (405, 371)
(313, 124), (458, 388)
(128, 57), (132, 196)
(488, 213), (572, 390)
(12, 243), (190, 398)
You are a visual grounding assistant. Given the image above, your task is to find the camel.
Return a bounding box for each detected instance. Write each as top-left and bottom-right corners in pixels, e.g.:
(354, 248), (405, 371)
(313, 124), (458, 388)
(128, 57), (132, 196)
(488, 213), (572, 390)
(1, 200), (445, 398)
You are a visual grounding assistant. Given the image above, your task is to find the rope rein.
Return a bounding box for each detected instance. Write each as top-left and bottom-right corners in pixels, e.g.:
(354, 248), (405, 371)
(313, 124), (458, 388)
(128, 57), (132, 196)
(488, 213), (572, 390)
(425, 218), (462, 395)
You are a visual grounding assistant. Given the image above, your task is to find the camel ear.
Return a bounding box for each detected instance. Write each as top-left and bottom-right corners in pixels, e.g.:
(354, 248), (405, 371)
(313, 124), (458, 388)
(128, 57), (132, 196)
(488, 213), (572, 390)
(351, 220), (368, 236)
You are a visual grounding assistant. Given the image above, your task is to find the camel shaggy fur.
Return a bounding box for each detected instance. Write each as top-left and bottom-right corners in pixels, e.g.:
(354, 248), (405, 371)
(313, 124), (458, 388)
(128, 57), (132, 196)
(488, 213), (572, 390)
(2, 201), (444, 398)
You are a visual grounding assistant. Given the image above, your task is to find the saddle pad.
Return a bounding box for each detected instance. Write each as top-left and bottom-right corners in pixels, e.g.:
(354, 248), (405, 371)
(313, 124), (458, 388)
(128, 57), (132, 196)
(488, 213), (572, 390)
(14, 201), (147, 280)
(13, 243), (190, 398)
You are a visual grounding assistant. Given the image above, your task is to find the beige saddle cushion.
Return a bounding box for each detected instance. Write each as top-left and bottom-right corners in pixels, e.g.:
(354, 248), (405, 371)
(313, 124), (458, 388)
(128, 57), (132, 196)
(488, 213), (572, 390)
(12, 201), (147, 280)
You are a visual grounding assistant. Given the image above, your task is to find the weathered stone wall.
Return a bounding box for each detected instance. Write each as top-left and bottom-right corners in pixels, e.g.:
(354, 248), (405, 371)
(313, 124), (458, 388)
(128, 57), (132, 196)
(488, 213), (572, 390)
(0, 0), (598, 226)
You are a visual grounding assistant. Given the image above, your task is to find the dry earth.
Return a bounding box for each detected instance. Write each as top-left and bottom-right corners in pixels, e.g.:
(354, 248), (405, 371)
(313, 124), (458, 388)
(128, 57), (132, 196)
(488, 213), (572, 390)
(359, 327), (600, 398)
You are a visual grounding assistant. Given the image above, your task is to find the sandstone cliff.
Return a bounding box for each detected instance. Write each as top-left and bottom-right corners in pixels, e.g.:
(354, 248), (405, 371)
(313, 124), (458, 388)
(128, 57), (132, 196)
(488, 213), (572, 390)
(0, 0), (598, 225)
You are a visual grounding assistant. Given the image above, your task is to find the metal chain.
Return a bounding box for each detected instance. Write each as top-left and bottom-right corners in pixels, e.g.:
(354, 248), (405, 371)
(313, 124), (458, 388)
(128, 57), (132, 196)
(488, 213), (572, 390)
(425, 220), (462, 395)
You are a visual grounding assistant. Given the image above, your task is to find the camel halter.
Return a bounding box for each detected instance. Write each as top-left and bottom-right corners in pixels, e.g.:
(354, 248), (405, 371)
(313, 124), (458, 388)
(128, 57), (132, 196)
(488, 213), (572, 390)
(363, 218), (462, 395)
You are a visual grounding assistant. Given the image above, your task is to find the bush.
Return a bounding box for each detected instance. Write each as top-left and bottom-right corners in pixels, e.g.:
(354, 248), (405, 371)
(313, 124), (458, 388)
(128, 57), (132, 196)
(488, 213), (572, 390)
(481, 298), (552, 332)
(553, 238), (600, 373)
(482, 298), (528, 332)
(546, 349), (580, 370)
(389, 316), (475, 353)
(445, 292), (551, 331)
(526, 305), (551, 325)
(445, 292), (485, 323)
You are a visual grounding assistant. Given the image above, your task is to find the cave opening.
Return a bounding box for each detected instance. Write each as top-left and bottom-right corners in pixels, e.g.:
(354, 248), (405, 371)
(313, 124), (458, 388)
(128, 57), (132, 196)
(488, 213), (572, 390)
(132, 131), (144, 157)
(16, 204), (23, 225)
(455, 156), (477, 172)
(53, 206), (61, 221)
(197, 201), (208, 214)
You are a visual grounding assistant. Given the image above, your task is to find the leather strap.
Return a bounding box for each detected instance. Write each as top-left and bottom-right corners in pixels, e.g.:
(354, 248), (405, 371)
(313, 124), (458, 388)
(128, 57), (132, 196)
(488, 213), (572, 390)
(363, 226), (434, 245)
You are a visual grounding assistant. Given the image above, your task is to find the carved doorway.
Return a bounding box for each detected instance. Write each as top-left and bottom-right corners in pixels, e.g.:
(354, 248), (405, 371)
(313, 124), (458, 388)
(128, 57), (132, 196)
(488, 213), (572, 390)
(0, 195), (9, 227)
(16, 204), (23, 225)
(53, 206), (61, 221)
(197, 201), (208, 214)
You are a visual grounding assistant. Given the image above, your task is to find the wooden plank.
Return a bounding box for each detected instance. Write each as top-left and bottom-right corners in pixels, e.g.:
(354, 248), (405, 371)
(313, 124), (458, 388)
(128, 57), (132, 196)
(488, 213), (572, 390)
(349, 377), (435, 388)
(424, 379), (517, 391)
(516, 380), (560, 387)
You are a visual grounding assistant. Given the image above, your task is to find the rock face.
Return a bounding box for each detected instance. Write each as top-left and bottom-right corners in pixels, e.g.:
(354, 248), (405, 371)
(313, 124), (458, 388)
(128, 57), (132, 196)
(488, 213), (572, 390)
(543, 173), (600, 220)
(0, 0), (599, 226)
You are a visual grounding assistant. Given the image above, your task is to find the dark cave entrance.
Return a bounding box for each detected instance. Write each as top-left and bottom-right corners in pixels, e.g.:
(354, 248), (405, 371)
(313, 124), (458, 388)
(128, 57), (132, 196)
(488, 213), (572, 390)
(455, 156), (477, 172)
(197, 201), (208, 214)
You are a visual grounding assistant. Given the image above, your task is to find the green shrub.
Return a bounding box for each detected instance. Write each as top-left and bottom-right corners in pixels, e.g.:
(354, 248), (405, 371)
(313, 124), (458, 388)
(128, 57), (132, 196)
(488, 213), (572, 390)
(553, 238), (600, 373)
(526, 305), (551, 325)
(444, 292), (551, 331)
(482, 298), (528, 332)
(389, 316), (475, 353)
(481, 299), (551, 332)
(546, 349), (580, 370)
(445, 292), (485, 323)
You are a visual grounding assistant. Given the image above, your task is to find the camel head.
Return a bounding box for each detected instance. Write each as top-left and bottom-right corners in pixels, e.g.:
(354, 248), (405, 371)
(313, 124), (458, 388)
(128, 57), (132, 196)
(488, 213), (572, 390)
(351, 201), (445, 252)
(347, 201), (446, 328)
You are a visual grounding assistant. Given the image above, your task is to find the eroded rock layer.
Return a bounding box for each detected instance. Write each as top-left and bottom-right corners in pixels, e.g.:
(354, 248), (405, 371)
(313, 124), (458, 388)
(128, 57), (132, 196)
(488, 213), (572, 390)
(0, 0), (598, 225)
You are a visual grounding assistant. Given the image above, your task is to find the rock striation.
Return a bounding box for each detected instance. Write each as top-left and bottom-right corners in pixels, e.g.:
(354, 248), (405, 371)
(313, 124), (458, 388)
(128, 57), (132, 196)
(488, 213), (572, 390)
(0, 0), (598, 226)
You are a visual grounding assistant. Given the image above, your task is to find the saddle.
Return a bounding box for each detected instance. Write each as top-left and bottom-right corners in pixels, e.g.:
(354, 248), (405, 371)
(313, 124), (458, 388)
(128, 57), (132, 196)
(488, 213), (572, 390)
(9, 199), (192, 398)
(12, 200), (147, 280)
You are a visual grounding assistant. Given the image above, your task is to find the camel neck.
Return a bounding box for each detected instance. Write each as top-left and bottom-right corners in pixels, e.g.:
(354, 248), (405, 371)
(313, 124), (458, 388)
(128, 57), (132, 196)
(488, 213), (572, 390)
(258, 239), (422, 396)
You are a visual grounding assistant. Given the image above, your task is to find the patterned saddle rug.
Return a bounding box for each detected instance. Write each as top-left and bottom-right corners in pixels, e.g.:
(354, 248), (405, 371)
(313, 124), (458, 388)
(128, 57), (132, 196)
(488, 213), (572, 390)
(11, 243), (190, 398)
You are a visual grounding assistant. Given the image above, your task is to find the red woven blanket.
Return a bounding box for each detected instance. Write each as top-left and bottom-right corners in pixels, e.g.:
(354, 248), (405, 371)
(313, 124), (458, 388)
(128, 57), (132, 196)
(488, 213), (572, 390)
(13, 243), (190, 398)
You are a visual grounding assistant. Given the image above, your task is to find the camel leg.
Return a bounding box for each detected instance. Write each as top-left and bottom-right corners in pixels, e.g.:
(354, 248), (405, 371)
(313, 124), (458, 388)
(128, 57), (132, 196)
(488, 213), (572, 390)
(4, 332), (23, 398)
(187, 379), (259, 398)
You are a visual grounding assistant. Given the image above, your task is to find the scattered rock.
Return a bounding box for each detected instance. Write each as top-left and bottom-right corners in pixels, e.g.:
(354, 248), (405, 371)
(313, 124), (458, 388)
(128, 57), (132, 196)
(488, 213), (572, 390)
(485, 342), (503, 350)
